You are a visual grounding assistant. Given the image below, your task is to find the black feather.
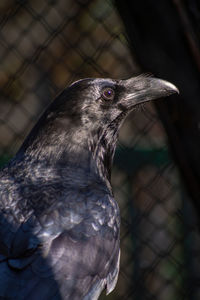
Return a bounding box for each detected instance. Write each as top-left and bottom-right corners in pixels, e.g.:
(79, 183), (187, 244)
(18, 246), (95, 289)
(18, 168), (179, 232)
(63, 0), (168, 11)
(0, 76), (178, 299)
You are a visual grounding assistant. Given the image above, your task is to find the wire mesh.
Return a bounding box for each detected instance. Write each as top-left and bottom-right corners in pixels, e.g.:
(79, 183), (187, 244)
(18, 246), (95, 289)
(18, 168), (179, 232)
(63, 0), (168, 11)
(0, 0), (199, 299)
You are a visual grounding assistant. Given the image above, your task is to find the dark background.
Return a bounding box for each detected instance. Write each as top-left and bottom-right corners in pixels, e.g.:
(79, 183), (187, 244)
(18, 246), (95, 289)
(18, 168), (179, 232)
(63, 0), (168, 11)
(0, 0), (199, 299)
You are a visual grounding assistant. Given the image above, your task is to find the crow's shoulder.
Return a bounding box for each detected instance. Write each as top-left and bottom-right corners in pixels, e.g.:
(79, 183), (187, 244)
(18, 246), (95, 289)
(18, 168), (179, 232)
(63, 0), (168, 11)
(0, 168), (120, 261)
(0, 174), (120, 298)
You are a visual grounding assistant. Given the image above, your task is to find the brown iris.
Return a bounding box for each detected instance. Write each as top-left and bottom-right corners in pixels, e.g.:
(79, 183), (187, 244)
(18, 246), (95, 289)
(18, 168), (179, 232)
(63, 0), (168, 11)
(102, 88), (115, 101)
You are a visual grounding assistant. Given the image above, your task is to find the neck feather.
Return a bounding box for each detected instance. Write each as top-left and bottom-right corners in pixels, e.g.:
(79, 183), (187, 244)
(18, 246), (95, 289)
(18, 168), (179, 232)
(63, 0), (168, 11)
(15, 112), (125, 190)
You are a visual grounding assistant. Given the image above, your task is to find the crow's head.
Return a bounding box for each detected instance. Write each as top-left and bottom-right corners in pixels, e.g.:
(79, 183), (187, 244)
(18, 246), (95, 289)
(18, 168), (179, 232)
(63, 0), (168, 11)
(19, 75), (178, 183)
(65, 75), (178, 128)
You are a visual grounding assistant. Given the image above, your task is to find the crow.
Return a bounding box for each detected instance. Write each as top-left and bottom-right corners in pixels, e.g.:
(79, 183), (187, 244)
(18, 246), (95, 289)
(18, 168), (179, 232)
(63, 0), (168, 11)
(0, 75), (178, 300)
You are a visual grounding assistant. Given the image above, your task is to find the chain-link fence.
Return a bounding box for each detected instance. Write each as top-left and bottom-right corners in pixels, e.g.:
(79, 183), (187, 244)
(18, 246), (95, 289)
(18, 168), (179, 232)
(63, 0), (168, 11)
(0, 0), (199, 299)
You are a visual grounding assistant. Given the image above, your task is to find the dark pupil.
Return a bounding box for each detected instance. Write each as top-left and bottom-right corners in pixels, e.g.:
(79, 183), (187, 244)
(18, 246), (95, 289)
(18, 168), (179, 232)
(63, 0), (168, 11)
(104, 89), (113, 99)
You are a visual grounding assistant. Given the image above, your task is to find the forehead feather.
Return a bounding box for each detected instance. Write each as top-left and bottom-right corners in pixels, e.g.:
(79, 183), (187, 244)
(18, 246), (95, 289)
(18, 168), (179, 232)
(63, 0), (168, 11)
(70, 78), (116, 89)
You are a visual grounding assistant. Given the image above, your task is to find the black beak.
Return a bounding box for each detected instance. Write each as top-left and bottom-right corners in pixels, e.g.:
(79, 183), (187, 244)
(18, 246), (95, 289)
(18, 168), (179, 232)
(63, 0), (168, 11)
(120, 75), (179, 109)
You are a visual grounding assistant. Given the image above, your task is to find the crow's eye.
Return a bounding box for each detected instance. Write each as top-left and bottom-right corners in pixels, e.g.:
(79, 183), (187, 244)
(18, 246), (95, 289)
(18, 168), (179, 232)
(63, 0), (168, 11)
(102, 88), (115, 101)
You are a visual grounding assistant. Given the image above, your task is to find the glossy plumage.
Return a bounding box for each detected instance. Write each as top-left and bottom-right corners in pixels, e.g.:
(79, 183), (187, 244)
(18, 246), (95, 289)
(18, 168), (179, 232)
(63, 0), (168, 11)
(0, 76), (178, 299)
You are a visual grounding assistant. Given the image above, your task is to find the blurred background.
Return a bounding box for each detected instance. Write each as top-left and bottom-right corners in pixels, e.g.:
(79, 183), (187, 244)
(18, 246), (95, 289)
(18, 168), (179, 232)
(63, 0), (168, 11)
(0, 0), (200, 299)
